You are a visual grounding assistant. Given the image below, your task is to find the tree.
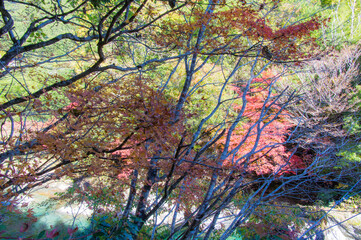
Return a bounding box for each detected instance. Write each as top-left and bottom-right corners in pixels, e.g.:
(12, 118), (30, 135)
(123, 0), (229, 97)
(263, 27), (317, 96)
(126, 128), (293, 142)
(279, 46), (361, 197)
(0, 0), (327, 239)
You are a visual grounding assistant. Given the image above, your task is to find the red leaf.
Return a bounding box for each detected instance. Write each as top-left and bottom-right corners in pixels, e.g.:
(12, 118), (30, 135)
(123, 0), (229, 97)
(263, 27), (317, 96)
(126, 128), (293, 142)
(20, 222), (30, 233)
(67, 226), (78, 235)
(46, 228), (60, 238)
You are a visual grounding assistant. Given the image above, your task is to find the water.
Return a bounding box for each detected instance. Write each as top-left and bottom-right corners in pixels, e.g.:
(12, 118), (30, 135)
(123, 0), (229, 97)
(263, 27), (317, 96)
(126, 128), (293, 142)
(1, 180), (93, 238)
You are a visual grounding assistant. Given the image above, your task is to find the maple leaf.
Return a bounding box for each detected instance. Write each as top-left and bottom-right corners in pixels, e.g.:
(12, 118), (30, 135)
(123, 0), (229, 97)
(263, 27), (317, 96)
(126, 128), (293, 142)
(67, 226), (78, 235)
(219, 71), (305, 175)
(46, 228), (60, 238)
(19, 222), (30, 233)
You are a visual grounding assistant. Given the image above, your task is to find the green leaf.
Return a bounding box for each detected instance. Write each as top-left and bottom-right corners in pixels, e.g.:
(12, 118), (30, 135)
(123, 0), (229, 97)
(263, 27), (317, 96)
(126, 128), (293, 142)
(93, 231), (106, 237)
(90, 0), (111, 8)
(37, 230), (46, 238)
(0, 225), (6, 232)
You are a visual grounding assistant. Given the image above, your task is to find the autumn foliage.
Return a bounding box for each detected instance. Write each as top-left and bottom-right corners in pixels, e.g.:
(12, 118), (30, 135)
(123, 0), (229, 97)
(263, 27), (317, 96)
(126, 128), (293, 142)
(0, 0), (328, 238)
(218, 71), (306, 175)
(155, 0), (323, 61)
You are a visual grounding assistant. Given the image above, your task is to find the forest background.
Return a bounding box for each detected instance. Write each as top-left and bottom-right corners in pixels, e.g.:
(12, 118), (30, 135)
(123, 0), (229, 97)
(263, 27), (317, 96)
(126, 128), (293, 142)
(1, 0), (361, 239)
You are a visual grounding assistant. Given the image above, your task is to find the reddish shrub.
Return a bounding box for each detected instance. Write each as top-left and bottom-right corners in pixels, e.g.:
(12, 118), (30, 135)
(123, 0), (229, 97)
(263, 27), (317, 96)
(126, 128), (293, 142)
(220, 72), (306, 175)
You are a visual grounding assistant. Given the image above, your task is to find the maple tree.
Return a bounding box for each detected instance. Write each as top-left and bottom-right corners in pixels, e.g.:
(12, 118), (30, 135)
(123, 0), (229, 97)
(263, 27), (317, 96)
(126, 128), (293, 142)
(218, 71), (306, 176)
(0, 0), (329, 238)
